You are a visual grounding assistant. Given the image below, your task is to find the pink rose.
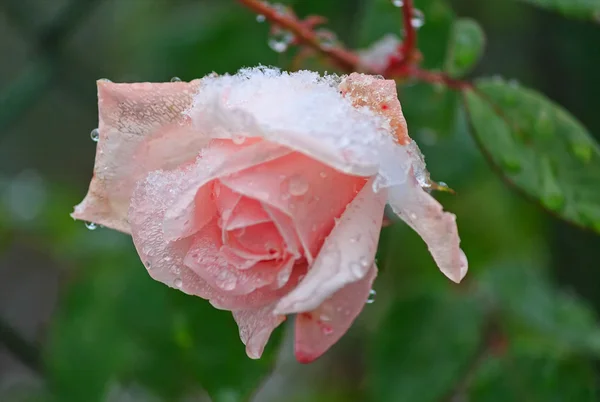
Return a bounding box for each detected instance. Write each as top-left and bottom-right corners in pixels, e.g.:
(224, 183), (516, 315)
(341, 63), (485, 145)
(72, 68), (467, 362)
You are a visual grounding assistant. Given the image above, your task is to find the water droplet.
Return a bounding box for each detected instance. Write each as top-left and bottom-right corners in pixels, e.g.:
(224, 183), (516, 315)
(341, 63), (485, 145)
(322, 325), (334, 336)
(256, 14), (266, 23)
(221, 278), (237, 291)
(320, 313), (332, 322)
(145, 260), (152, 269)
(90, 128), (99, 142)
(174, 277), (183, 288)
(366, 289), (376, 304)
(411, 9), (425, 29)
(268, 29), (294, 53)
(571, 142), (593, 164)
(359, 256), (371, 268)
(349, 234), (361, 243)
(287, 175), (309, 196)
(319, 172), (327, 179)
(98, 78), (112, 83)
(316, 29), (336, 49)
(391, 0), (404, 7)
(350, 262), (364, 278)
(170, 76), (182, 82)
(85, 221), (97, 230)
(232, 135), (246, 145)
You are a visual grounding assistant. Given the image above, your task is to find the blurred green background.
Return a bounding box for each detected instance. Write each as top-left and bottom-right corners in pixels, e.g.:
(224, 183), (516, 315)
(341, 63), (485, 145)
(1, 0), (599, 401)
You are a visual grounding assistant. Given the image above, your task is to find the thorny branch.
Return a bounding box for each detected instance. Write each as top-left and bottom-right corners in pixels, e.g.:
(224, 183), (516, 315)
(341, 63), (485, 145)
(237, 0), (471, 90)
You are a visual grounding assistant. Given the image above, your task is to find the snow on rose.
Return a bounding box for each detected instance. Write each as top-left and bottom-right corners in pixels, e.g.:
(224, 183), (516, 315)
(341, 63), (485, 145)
(72, 67), (467, 363)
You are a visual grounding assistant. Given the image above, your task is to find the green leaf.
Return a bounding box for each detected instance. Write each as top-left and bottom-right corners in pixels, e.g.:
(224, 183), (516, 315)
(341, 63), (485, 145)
(463, 78), (600, 233)
(445, 18), (486, 78)
(46, 250), (280, 402)
(469, 353), (597, 401)
(368, 291), (485, 402)
(477, 262), (600, 358)
(512, 0), (600, 21)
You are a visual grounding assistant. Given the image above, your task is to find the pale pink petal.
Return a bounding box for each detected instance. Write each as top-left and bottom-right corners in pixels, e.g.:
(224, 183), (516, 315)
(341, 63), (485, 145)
(183, 220), (290, 295)
(294, 264), (377, 363)
(164, 139), (291, 229)
(128, 166), (220, 299)
(388, 176), (468, 283)
(225, 198), (271, 230)
(339, 72), (409, 145)
(210, 263), (308, 311)
(188, 69), (404, 179)
(226, 222), (285, 258)
(232, 306), (286, 359)
(341, 73), (467, 282)
(162, 140), (244, 241)
(219, 151), (366, 261)
(274, 178), (387, 315)
(73, 80), (205, 232)
(262, 204), (301, 258)
(162, 180), (216, 242)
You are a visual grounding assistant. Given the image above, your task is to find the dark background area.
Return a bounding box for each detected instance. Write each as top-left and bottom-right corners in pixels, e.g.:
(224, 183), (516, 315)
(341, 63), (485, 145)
(1, 0), (599, 401)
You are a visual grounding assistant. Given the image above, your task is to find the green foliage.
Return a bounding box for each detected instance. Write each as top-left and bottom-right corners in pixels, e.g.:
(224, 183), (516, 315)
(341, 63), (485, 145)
(445, 18), (486, 78)
(369, 290), (485, 402)
(512, 0), (600, 20)
(46, 248), (280, 402)
(463, 78), (600, 234)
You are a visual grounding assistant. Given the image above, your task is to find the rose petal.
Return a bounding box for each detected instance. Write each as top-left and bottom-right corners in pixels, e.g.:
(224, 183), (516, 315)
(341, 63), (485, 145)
(163, 139), (291, 231)
(225, 197), (271, 230)
(294, 264), (377, 363)
(232, 305), (286, 359)
(188, 68), (414, 190)
(341, 73), (467, 282)
(219, 151), (366, 262)
(274, 178), (386, 315)
(73, 80), (205, 232)
(339, 73), (409, 145)
(388, 176), (468, 283)
(261, 203), (301, 258)
(183, 220), (290, 295)
(210, 262), (308, 311)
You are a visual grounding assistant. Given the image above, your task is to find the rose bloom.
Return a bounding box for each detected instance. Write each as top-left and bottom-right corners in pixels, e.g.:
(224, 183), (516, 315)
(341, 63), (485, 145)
(73, 68), (467, 363)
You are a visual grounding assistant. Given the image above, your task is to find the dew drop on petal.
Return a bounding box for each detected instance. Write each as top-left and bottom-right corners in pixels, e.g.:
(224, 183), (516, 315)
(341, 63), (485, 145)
(85, 221), (97, 230)
(90, 128), (99, 142)
(174, 277), (183, 288)
(232, 135), (246, 145)
(170, 76), (182, 82)
(366, 289), (376, 304)
(359, 256), (371, 268)
(391, 0), (404, 6)
(349, 262), (363, 278)
(319, 172), (327, 179)
(287, 175), (309, 196)
(256, 14), (266, 23)
(411, 9), (425, 29)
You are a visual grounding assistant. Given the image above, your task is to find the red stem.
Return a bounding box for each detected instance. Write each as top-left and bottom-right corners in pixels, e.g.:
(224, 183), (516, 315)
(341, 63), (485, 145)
(237, 0), (470, 91)
(400, 0), (417, 65)
(237, 0), (359, 73)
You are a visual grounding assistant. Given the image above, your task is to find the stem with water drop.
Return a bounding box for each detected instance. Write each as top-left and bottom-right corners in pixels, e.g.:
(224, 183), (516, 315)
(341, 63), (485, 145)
(237, 0), (470, 91)
(237, 0), (359, 73)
